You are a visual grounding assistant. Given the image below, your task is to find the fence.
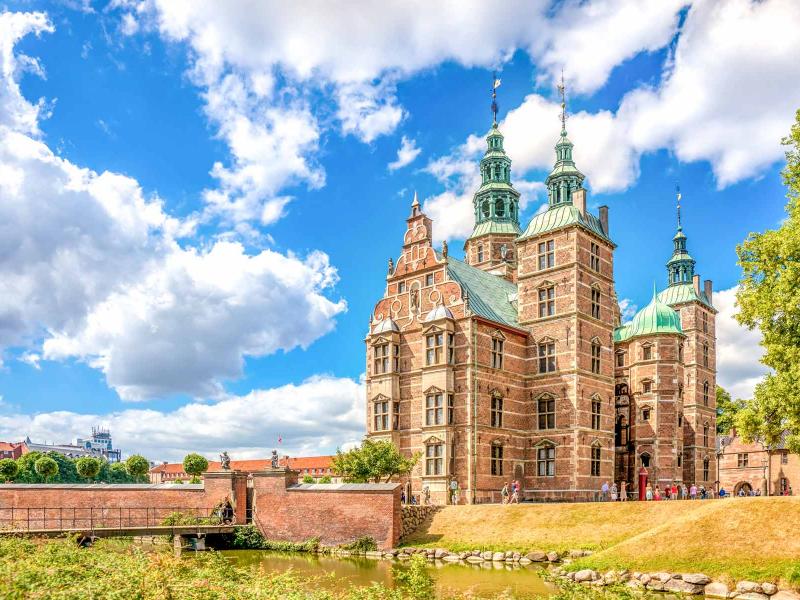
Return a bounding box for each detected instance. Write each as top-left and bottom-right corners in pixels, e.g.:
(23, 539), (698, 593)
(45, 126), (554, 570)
(0, 506), (225, 532)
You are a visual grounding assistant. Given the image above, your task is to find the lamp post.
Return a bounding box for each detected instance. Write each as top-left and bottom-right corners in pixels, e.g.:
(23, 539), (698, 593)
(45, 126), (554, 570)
(761, 456), (769, 497)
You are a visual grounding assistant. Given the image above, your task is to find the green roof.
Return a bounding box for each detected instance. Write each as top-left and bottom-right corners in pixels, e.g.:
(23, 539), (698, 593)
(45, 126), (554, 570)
(615, 288), (683, 342)
(469, 220), (522, 238)
(518, 204), (611, 243)
(658, 283), (714, 310)
(439, 254), (519, 328)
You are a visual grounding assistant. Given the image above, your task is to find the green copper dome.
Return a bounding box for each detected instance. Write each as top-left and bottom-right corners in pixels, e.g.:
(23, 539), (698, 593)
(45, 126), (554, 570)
(615, 286), (683, 342)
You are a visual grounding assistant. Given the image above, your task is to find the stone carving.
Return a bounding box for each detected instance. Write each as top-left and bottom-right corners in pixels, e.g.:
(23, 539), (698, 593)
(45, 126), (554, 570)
(271, 449), (279, 469)
(220, 451), (231, 470)
(387, 257), (394, 275)
(410, 289), (419, 314)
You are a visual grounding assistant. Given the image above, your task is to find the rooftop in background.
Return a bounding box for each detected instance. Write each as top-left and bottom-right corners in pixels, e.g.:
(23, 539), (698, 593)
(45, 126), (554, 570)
(148, 455), (336, 480)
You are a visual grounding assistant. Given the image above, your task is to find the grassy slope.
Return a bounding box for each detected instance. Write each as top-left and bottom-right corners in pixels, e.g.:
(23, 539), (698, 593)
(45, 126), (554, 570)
(403, 497), (800, 584)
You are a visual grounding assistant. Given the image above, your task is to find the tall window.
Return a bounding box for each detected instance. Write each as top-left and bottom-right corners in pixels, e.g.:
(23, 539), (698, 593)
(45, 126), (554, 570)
(703, 457), (710, 481)
(591, 340), (601, 374)
(393, 345), (400, 372)
(426, 393), (444, 426)
(491, 444), (504, 476)
(374, 400), (389, 431)
(425, 273), (434, 286)
(703, 381), (709, 406)
(538, 287), (555, 317)
(591, 288), (601, 319)
(642, 345), (652, 360)
(426, 332), (443, 365)
(590, 242), (601, 272)
(538, 342), (556, 373)
(490, 396), (503, 428)
(477, 244), (484, 263)
(591, 445), (601, 476)
(447, 333), (455, 364)
(373, 343), (389, 374)
(616, 352), (625, 367)
(737, 453), (749, 468)
(678, 454), (682, 467)
(538, 240), (555, 270)
(447, 394), (455, 425)
(641, 453), (651, 468)
(538, 395), (555, 429)
(702, 312), (708, 333)
(703, 422), (709, 447)
(537, 445), (555, 476)
(678, 343), (683, 363)
(642, 408), (651, 421)
(426, 443), (443, 475)
(643, 380), (652, 393)
(678, 413), (683, 427)
(491, 338), (504, 369)
(591, 399), (601, 430)
(703, 343), (709, 367)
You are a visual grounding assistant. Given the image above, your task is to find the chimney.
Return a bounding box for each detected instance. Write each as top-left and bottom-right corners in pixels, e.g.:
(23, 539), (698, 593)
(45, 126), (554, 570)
(704, 279), (713, 304)
(573, 188), (586, 217)
(599, 206), (609, 236)
(692, 274), (701, 296)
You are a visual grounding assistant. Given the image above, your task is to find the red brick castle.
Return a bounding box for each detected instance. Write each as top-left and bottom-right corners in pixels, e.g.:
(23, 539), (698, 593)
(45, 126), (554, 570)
(365, 87), (717, 504)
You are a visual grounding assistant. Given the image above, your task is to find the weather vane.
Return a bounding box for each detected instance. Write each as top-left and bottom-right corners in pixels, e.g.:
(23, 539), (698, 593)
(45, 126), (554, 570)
(557, 69), (567, 133)
(491, 71), (501, 125)
(676, 184), (682, 230)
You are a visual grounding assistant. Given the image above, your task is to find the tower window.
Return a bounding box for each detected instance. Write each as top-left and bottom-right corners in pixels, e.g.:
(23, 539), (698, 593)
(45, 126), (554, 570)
(703, 422), (709, 447)
(642, 380), (652, 393)
(448, 333), (455, 364)
(641, 453), (651, 468)
(537, 396), (555, 429)
(591, 400), (601, 430)
(398, 282), (405, 293)
(394, 345), (400, 372)
(678, 454), (683, 467)
(477, 244), (484, 263)
(426, 333), (443, 365)
(491, 338), (504, 369)
(426, 274), (434, 286)
(537, 445), (555, 477)
(616, 352), (625, 367)
(703, 457), (710, 482)
(678, 413), (683, 427)
(491, 444), (504, 476)
(591, 340), (601, 374)
(538, 342), (556, 373)
(678, 343), (683, 363)
(703, 343), (709, 367)
(591, 445), (601, 476)
(591, 288), (601, 319)
(590, 243), (600, 272)
(703, 381), (709, 406)
(490, 396), (503, 428)
(373, 400), (390, 431)
(702, 312), (708, 333)
(538, 240), (555, 270)
(495, 198), (505, 217)
(373, 343), (389, 374)
(538, 286), (555, 317)
(447, 394), (455, 425)
(642, 408), (651, 421)
(426, 393), (444, 426)
(426, 443), (443, 475)
(642, 345), (652, 360)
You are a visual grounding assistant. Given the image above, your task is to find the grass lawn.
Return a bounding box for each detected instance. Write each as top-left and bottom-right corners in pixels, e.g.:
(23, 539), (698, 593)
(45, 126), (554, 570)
(403, 497), (800, 585)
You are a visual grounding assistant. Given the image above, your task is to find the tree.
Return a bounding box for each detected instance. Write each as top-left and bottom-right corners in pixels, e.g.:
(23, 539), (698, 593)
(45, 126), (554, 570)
(735, 108), (800, 453)
(75, 457), (102, 482)
(0, 458), (19, 482)
(108, 462), (130, 482)
(125, 455), (150, 482)
(183, 453), (209, 483)
(332, 439), (418, 483)
(34, 456), (59, 482)
(716, 386), (748, 435)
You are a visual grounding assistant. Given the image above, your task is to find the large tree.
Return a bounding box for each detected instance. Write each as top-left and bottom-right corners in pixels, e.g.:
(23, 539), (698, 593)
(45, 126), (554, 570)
(332, 439), (418, 483)
(125, 455), (150, 482)
(34, 456), (59, 482)
(182, 453), (209, 483)
(735, 108), (800, 452)
(716, 386), (747, 435)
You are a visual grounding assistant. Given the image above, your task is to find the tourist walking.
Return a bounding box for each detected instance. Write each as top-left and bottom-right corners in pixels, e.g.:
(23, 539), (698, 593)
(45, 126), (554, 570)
(646, 484), (653, 501)
(671, 483), (678, 500)
(620, 480), (628, 501)
(501, 482), (509, 504)
(611, 482), (618, 501)
(600, 481), (609, 501)
(681, 483), (688, 499)
(423, 486), (431, 505)
(510, 480), (520, 504)
(654, 486), (662, 501)
(690, 484), (697, 500)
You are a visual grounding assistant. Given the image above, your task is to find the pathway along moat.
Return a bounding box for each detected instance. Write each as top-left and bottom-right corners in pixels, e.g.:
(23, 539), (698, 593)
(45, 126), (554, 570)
(220, 549), (558, 597)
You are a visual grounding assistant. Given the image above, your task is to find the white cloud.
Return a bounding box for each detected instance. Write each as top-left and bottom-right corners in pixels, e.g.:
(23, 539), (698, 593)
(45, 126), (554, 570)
(388, 135), (421, 171)
(0, 375), (365, 461)
(336, 80), (405, 143)
(619, 298), (638, 323)
(714, 286), (768, 400)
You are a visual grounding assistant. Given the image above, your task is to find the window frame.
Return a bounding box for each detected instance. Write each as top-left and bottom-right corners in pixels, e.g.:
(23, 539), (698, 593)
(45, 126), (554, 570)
(425, 393), (444, 426)
(537, 444), (555, 477)
(538, 286), (555, 318)
(591, 340), (601, 374)
(373, 399), (390, 431)
(477, 244), (484, 263)
(589, 242), (601, 272)
(537, 395), (556, 430)
(590, 444), (601, 476)
(491, 337), (504, 370)
(425, 273), (434, 287)
(537, 240), (555, 270)
(642, 344), (652, 361)
(425, 443), (444, 476)
(616, 351), (625, 367)
(373, 342), (390, 375)
(490, 395), (503, 428)
(737, 453), (749, 468)
(538, 341), (556, 373)
(591, 287), (601, 319)
(490, 444), (504, 476)
(426, 332), (444, 366)
(591, 399), (601, 430)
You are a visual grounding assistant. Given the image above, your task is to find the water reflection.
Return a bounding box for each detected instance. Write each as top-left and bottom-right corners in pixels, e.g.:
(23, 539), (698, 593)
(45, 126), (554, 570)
(220, 550), (557, 598)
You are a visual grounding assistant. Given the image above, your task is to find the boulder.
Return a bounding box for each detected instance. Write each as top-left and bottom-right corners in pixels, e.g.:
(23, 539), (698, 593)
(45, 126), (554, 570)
(569, 550), (585, 558)
(574, 569), (596, 583)
(682, 573), (711, 585)
(703, 582), (730, 598)
(441, 554), (461, 562)
(433, 549), (447, 559)
(526, 551), (547, 562)
(664, 578), (705, 595)
(365, 551), (383, 560)
(546, 551), (560, 562)
(655, 572), (673, 583)
(735, 593), (770, 600)
(465, 556), (484, 564)
(481, 551), (493, 561)
(772, 592), (800, 600)
(646, 581), (665, 591)
(492, 552), (505, 562)
(762, 583), (779, 595)
(737, 581), (765, 594)
(518, 557), (532, 566)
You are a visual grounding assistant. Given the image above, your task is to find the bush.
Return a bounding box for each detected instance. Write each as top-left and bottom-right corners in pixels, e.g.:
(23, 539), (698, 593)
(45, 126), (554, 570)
(340, 536), (377, 553)
(229, 527), (321, 552)
(393, 554), (435, 600)
(160, 511), (220, 527)
(319, 475), (332, 484)
(302, 474), (315, 484)
(125, 455), (150, 481)
(34, 456), (58, 482)
(0, 458), (19, 482)
(75, 457), (102, 482)
(173, 478), (184, 484)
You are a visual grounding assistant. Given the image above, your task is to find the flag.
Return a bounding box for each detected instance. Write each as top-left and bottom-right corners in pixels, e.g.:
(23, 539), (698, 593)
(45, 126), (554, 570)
(494, 78), (502, 89)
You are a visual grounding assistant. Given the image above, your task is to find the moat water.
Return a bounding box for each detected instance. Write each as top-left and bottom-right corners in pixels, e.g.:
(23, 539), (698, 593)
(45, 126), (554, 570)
(220, 549), (558, 597)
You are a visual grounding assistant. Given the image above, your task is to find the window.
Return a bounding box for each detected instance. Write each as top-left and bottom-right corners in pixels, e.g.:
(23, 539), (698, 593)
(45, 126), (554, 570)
(398, 281), (406, 293)
(392, 401), (399, 429)
(491, 338), (504, 369)
(591, 340), (601, 374)
(447, 394), (455, 425)
(782, 452), (789, 465)
(642, 345), (652, 360)
(642, 408), (651, 421)
(425, 393), (444, 426)
(538, 395), (555, 429)
(537, 444), (555, 476)
(374, 400), (390, 431)
(373, 343), (389, 374)
(393, 345), (400, 372)
(426, 443), (443, 475)
(491, 444), (504, 476)
(426, 332), (443, 365)
(591, 445), (601, 476)
(538, 240), (555, 270)
(703, 457), (710, 482)
(616, 352), (625, 367)
(590, 242), (600, 272)
(737, 453), (749, 468)
(642, 380), (652, 394)
(677, 454), (683, 467)
(425, 273), (434, 286)
(703, 343), (709, 367)
(678, 413), (683, 427)
(591, 399), (601, 430)
(702, 312), (708, 333)
(538, 286), (555, 317)
(678, 343), (683, 363)
(678, 383), (684, 399)
(448, 333), (455, 364)
(538, 342), (556, 373)
(490, 396), (503, 428)
(641, 453), (651, 468)
(591, 288), (601, 319)
(703, 423), (709, 447)
(477, 244), (484, 263)
(703, 381), (709, 406)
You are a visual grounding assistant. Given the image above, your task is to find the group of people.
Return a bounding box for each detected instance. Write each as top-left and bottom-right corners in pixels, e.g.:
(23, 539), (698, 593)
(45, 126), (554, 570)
(599, 481), (716, 501)
(500, 480), (521, 504)
(599, 481), (628, 501)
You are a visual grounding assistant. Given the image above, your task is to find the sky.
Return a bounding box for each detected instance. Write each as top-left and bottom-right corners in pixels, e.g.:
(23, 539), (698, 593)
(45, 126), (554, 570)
(0, 0), (797, 462)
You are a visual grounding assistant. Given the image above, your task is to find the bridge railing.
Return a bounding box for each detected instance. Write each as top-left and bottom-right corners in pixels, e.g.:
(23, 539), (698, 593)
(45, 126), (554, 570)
(0, 507), (229, 532)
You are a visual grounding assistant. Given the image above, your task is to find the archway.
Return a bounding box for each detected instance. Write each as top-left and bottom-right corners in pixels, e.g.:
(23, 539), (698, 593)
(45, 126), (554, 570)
(734, 481), (753, 497)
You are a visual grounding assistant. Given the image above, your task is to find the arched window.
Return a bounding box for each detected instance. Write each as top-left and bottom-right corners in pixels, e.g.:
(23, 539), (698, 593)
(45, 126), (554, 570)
(703, 381), (709, 406)
(495, 198), (505, 217)
(640, 452), (651, 468)
(481, 202), (490, 219)
(703, 422), (709, 447)
(537, 443), (555, 477)
(703, 343), (709, 367)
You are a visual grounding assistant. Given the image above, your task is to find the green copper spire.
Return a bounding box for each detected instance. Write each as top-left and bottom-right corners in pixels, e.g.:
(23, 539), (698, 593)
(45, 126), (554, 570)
(467, 74), (521, 240)
(666, 186), (696, 286)
(615, 282), (683, 342)
(545, 73), (585, 208)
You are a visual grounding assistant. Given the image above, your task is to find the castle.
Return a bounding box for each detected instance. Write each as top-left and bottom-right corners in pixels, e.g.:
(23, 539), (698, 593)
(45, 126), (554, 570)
(365, 86), (717, 504)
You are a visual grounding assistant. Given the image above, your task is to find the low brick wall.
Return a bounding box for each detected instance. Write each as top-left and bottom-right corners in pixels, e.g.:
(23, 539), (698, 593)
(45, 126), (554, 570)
(400, 505), (440, 539)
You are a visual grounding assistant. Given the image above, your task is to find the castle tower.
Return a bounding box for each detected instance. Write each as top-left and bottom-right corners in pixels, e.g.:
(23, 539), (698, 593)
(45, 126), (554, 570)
(463, 75), (521, 276)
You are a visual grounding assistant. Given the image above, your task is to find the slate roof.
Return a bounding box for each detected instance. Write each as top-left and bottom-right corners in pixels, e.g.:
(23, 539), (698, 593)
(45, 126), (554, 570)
(658, 283), (714, 310)
(518, 204), (612, 244)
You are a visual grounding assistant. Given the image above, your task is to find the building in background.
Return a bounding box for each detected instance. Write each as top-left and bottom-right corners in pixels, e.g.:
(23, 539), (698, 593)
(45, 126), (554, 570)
(717, 429), (796, 496)
(2, 427), (123, 463)
(0, 442), (24, 460)
(76, 427), (122, 463)
(148, 455), (338, 483)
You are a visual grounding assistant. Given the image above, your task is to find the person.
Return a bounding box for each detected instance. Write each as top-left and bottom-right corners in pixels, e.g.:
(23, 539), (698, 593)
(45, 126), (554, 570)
(663, 486), (671, 500)
(646, 484), (653, 501)
(423, 486), (431, 505)
(700, 485), (707, 500)
(690, 484), (698, 500)
(738, 487), (746, 497)
(654, 486), (662, 501)
(449, 478), (458, 505)
(671, 483), (678, 500)
(501, 482), (509, 504)
(611, 482), (618, 502)
(719, 488), (727, 498)
(600, 481), (609, 501)
(681, 483), (688, 500)
(509, 480), (520, 504)
(620, 480), (628, 501)
(411, 495), (417, 505)
(401, 490), (406, 504)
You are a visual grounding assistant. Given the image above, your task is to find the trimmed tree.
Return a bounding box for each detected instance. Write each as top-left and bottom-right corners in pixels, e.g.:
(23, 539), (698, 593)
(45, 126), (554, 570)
(76, 457), (102, 482)
(183, 453), (209, 484)
(125, 455), (150, 482)
(332, 439), (418, 483)
(34, 456), (59, 482)
(0, 458), (19, 482)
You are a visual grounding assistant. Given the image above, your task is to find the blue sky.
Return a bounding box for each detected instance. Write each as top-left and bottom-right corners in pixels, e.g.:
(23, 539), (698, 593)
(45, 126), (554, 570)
(0, 0), (797, 461)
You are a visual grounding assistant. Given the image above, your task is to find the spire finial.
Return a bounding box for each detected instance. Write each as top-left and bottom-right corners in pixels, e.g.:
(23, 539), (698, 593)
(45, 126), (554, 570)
(557, 69), (567, 135)
(411, 190), (419, 207)
(491, 72), (501, 126)
(675, 184), (682, 231)
(653, 281), (658, 300)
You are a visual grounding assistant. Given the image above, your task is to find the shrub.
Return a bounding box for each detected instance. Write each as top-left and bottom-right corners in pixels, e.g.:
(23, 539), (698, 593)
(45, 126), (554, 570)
(302, 474), (315, 484)
(173, 478), (184, 484)
(231, 525), (268, 549)
(75, 457), (102, 482)
(34, 456), (58, 482)
(340, 536), (377, 553)
(125, 455), (150, 481)
(394, 554), (435, 600)
(319, 475), (332, 484)
(182, 453), (209, 480)
(787, 563), (800, 586)
(0, 458), (19, 482)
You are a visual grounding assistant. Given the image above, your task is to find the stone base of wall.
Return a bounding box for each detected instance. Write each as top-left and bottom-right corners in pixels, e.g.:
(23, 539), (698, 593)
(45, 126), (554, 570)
(400, 505), (440, 539)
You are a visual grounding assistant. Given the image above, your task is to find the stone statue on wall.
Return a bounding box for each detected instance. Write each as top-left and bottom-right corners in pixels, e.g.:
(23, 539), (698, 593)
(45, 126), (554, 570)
(220, 451), (231, 470)
(271, 449), (279, 469)
(410, 289), (419, 314)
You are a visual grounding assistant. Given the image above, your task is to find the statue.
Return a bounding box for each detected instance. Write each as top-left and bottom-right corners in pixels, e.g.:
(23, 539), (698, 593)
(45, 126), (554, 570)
(387, 257), (394, 275)
(442, 240), (448, 258)
(271, 449), (279, 469)
(220, 451), (231, 470)
(410, 289), (419, 314)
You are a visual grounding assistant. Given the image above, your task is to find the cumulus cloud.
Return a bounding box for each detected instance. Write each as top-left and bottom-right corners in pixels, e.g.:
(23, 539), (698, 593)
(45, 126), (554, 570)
(388, 135), (421, 171)
(0, 375), (365, 461)
(337, 80), (405, 143)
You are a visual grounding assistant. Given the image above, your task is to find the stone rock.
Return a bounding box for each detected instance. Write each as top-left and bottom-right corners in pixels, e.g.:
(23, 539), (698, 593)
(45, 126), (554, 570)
(569, 550), (585, 558)
(639, 574), (652, 585)
(481, 551), (493, 561)
(492, 552), (505, 562)
(664, 578), (705, 595)
(519, 557), (531, 565)
(626, 580), (642, 589)
(383, 553), (394, 559)
(738, 581), (765, 594)
(772, 592), (800, 600)
(433, 549), (447, 559)
(646, 581), (665, 591)
(465, 556), (484, 564)
(526, 551), (547, 562)
(441, 554), (461, 562)
(365, 551), (383, 559)
(736, 593), (770, 600)
(512, 552), (521, 561)
(655, 572), (673, 583)
(703, 582), (730, 598)
(546, 551), (560, 562)
(682, 573), (711, 585)
(574, 569), (595, 583)
(762, 583), (778, 595)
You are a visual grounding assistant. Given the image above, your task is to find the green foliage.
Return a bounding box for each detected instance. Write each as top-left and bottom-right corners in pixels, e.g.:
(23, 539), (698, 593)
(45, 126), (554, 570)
(188, 475), (201, 484)
(787, 563), (800, 586)
(735, 108), (800, 452)
(319, 475), (332, 483)
(75, 457), (102, 481)
(716, 386), (748, 434)
(0, 458), (18, 482)
(173, 478), (185, 484)
(340, 536), (377, 553)
(182, 453), (209, 477)
(160, 511), (220, 527)
(108, 462), (129, 482)
(12, 451), (143, 484)
(302, 474), (315, 484)
(550, 580), (655, 600)
(229, 527), (321, 552)
(125, 454), (150, 480)
(34, 456), (58, 482)
(393, 555), (435, 600)
(332, 439), (418, 483)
